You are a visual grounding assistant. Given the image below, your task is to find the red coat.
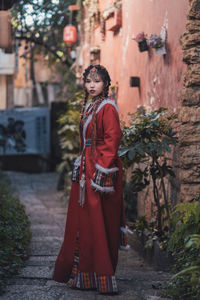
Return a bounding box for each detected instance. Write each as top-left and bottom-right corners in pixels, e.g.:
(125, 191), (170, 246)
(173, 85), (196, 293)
(53, 99), (126, 283)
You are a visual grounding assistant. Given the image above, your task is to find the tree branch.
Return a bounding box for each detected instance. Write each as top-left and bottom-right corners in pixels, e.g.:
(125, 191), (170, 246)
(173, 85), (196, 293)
(15, 35), (71, 67)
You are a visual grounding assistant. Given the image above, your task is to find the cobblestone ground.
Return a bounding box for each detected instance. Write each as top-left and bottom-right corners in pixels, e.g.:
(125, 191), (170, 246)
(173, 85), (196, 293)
(1, 172), (170, 300)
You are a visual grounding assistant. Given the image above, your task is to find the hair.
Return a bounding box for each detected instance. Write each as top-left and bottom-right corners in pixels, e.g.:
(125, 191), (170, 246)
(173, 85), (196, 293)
(80, 64), (111, 153)
(82, 64), (111, 111)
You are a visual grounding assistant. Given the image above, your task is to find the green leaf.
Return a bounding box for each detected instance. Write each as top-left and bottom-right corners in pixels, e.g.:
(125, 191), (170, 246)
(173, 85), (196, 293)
(172, 266), (200, 279)
(128, 149), (135, 160)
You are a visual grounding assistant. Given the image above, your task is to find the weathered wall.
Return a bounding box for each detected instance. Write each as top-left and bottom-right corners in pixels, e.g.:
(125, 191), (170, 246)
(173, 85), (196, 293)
(77, 0), (189, 219)
(178, 0), (200, 201)
(80, 0), (188, 121)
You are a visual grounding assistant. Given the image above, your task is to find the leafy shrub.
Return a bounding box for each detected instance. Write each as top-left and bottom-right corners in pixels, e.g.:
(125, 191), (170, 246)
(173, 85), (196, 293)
(57, 90), (83, 194)
(119, 107), (178, 235)
(0, 172), (31, 294)
(166, 194), (200, 299)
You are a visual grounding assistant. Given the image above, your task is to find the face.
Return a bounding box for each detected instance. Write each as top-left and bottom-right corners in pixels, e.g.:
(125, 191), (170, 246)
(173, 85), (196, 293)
(84, 73), (104, 98)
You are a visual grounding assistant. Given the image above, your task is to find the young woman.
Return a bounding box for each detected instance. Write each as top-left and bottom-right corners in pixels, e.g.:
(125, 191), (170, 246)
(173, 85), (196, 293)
(53, 64), (129, 294)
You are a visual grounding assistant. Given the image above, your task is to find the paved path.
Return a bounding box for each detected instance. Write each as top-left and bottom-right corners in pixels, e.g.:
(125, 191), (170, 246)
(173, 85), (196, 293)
(1, 172), (170, 300)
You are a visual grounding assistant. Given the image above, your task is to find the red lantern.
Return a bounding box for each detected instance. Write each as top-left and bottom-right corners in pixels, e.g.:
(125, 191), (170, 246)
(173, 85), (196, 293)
(63, 25), (77, 47)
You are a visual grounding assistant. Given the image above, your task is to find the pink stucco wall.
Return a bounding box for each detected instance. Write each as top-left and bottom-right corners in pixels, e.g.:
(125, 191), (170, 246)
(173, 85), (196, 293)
(81, 0), (188, 121)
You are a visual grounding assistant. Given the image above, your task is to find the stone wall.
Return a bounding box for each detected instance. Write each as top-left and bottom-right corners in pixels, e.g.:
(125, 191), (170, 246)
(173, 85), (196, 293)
(179, 0), (200, 201)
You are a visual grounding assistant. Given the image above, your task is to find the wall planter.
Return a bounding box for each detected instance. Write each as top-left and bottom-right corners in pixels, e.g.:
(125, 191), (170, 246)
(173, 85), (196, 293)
(153, 45), (166, 56)
(138, 40), (148, 52)
(148, 27), (167, 56)
(133, 32), (149, 53)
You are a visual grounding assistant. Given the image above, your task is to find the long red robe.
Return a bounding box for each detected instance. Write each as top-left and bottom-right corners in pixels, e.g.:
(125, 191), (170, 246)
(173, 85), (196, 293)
(53, 98), (126, 283)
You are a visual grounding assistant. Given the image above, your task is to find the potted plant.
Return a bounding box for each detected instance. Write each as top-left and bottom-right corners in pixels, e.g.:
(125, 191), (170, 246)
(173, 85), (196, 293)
(148, 33), (166, 56)
(133, 32), (149, 52)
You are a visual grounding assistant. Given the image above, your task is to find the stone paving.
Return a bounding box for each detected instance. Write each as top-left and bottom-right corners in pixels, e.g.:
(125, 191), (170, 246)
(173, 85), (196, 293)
(1, 171), (170, 300)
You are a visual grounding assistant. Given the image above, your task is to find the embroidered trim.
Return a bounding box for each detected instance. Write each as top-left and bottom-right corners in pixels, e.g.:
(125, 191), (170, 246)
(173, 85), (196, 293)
(71, 164), (80, 182)
(96, 163), (119, 174)
(93, 169), (116, 188)
(72, 155), (82, 182)
(68, 232), (118, 293)
(91, 180), (114, 193)
(74, 155), (82, 167)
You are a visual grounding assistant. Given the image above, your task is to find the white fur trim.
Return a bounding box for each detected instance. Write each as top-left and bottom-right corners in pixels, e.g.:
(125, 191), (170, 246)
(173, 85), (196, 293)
(96, 163), (119, 174)
(96, 99), (119, 115)
(91, 179), (115, 193)
(120, 226), (128, 234)
(120, 244), (130, 251)
(74, 155), (82, 167)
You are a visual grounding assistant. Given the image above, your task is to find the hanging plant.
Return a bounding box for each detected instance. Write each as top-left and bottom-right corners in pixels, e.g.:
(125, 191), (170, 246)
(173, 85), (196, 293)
(148, 33), (166, 56)
(133, 32), (149, 52)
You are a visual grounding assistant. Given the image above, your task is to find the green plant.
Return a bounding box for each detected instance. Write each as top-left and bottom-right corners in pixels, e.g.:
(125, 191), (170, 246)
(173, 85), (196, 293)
(119, 107), (178, 235)
(57, 90), (83, 193)
(165, 195), (200, 299)
(0, 171), (31, 294)
(168, 195), (200, 259)
(135, 216), (150, 232)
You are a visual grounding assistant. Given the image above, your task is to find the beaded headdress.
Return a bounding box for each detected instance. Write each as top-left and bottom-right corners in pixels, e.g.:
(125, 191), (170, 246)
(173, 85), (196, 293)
(88, 64), (105, 79)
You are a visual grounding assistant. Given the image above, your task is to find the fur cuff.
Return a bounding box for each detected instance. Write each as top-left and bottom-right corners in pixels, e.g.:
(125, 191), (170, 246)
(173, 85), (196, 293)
(96, 163), (119, 174)
(91, 180), (115, 193)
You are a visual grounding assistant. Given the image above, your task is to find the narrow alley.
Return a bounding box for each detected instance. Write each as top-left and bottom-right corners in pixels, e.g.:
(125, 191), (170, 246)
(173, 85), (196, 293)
(1, 172), (170, 300)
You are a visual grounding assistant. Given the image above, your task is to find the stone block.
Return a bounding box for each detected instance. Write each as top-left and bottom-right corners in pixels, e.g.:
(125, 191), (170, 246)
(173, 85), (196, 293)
(186, 19), (200, 32)
(179, 87), (200, 106)
(180, 32), (200, 50)
(178, 106), (200, 123)
(182, 46), (200, 64)
(179, 123), (200, 145)
(30, 240), (61, 256)
(188, 0), (200, 19)
(17, 266), (53, 279)
(179, 183), (200, 202)
(183, 65), (200, 87)
(179, 144), (200, 168)
(179, 168), (200, 183)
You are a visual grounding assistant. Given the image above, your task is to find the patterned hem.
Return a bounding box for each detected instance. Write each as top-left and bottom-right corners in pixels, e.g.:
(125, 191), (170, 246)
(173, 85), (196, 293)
(68, 233), (118, 294)
(68, 272), (118, 293)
